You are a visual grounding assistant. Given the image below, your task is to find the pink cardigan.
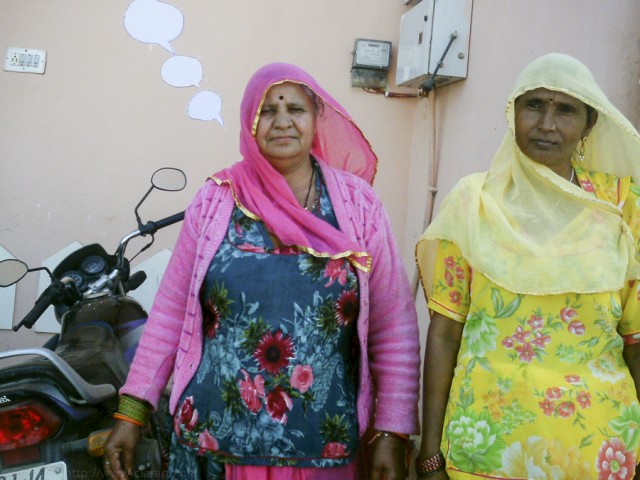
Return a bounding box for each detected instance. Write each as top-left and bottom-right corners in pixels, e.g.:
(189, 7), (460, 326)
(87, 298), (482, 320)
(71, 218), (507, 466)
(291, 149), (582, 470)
(121, 164), (421, 436)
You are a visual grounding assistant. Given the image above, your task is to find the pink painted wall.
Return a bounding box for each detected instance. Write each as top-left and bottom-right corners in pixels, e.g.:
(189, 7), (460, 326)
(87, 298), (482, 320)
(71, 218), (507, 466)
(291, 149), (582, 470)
(0, 1), (414, 348)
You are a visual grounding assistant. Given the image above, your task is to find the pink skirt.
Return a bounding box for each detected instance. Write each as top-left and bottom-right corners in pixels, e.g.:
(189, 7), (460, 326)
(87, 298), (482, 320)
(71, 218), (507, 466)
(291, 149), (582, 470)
(224, 462), (358, 480)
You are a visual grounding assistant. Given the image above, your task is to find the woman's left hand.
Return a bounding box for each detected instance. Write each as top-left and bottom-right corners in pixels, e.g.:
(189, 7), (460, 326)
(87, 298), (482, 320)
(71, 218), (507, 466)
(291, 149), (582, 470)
(370, 434), (409, 480)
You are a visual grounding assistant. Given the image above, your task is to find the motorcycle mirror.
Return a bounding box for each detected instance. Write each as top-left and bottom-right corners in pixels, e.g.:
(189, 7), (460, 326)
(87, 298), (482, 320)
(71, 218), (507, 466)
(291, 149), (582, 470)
(151, 167), (187, 192)
(134, 167), (187, 228)
(0, 259), (29, 287)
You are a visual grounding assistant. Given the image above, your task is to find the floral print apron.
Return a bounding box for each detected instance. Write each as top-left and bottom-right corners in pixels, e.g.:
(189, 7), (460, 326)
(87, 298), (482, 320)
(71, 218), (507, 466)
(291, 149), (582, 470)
(169, 167), (360, 479)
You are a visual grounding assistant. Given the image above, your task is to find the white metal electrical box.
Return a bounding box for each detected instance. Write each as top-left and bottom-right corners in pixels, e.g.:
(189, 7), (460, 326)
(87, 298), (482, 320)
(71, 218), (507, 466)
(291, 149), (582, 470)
(396, 0), (473, 89)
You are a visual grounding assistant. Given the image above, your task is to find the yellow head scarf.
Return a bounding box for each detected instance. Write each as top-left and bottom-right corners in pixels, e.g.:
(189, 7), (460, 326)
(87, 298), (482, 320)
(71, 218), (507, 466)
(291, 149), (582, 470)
(417, 53), (640, 296)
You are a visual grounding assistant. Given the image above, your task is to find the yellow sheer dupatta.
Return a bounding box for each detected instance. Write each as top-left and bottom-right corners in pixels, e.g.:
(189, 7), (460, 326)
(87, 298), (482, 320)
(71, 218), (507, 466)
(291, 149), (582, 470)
(417, 53), (640, 296)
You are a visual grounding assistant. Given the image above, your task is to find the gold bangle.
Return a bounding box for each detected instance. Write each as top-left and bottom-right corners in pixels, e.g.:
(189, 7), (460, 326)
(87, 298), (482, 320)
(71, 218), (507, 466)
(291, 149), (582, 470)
(415, 451), (445, 476)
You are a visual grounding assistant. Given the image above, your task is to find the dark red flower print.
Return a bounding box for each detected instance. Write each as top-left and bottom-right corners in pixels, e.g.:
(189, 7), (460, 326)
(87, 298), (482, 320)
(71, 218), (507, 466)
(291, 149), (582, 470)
(202, 298), (221, 339)
(254, 330), (295, 375)
(201, 283), (232, 339)
(335, 289), (359, 326)
(455, 266), (465, 280)
(174, 396), (199, 436)
(322, 442), (349, 458)
(265, 386), (293, 424)
(596, 438), (636, 480)
(238, 369), (265, 414)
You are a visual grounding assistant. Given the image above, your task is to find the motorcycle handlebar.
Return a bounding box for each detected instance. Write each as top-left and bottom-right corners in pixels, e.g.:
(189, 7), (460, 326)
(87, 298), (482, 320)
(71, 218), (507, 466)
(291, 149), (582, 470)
(14, 283), (62, 331)
(116, 211), (185, 270)
(138, 212), (185, 237)
(124, 271), (147, 292)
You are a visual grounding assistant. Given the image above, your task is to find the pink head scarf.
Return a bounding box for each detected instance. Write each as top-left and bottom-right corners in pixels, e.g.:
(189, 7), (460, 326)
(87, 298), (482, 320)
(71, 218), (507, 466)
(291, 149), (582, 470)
(213, 62), (378, 270)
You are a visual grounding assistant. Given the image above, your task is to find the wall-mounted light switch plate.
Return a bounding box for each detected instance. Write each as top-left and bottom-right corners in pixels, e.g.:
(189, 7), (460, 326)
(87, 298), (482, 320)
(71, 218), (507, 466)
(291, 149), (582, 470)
(4, 47), (47, 74)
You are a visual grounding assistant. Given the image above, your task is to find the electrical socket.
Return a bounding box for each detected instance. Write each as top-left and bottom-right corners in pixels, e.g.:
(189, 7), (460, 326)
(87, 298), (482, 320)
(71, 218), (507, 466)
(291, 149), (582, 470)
(4, 47), (47, 74)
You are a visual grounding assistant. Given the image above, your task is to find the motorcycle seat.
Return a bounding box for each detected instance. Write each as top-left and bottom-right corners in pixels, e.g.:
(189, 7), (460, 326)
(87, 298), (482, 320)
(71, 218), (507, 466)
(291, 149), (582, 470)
(0, 322), (128, 399)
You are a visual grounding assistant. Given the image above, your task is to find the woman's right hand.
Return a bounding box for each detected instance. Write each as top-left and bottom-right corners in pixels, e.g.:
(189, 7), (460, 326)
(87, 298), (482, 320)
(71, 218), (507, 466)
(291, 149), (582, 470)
(102, 420), (141, 480)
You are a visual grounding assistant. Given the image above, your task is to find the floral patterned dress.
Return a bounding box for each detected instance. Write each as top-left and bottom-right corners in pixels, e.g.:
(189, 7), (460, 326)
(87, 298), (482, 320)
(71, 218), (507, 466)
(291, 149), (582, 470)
(428, 168), (640, 480)
(169, 165), (361, 479)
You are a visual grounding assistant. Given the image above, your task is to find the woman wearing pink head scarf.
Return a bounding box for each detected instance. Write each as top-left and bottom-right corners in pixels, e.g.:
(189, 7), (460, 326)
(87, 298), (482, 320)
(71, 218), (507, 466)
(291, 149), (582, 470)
(103, 63), (420, 480)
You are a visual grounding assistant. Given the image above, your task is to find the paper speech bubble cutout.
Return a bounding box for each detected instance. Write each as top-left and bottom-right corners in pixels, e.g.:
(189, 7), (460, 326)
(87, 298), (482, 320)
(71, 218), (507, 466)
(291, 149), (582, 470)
(161, 56), (203, 88)
(124, 0), (184, 54)
(188, 91), (224, 125)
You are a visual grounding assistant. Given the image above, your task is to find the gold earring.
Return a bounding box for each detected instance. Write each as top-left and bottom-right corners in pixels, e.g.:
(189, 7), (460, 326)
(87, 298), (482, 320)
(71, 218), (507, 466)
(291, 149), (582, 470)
(578, 137), (586, 162)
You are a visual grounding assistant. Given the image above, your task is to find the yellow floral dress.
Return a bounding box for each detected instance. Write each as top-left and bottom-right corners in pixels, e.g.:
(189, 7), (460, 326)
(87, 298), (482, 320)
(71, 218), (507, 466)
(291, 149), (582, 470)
(428, 167), (640, 480)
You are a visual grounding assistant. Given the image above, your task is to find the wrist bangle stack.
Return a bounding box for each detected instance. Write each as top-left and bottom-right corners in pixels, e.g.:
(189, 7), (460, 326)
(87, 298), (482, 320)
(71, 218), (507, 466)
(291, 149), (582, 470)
(415, 451), (446, 477)
(114, 395), (150, 427)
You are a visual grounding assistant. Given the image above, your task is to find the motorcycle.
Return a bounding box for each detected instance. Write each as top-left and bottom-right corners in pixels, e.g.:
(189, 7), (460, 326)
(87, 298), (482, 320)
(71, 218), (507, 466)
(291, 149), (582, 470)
(0, 167), (187, 479)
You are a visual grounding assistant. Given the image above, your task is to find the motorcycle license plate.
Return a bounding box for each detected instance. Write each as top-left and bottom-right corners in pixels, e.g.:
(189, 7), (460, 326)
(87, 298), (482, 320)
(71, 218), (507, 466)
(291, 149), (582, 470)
(0, 461), (67, 480)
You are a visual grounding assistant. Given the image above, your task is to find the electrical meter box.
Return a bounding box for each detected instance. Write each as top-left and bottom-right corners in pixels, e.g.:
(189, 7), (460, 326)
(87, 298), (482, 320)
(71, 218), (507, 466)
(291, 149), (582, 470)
(396, 0), (473, 89)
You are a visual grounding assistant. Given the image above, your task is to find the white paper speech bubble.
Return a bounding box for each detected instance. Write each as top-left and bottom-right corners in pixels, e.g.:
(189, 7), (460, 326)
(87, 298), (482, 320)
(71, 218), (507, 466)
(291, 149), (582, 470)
(188, 91), (224, 125)
(124, 0), (184, 54)
(161, 56), (202, 88)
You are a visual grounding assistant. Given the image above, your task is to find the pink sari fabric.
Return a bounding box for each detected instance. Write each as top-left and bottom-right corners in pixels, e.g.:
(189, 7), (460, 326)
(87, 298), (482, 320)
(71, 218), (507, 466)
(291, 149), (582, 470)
(214, 63), (378, 270)
(225, 463), (358, 480)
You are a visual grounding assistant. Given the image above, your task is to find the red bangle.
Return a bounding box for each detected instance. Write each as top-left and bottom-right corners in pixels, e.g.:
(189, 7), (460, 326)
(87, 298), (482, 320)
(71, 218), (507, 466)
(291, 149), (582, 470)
(415, 451), (445, 476)
(113, 412), (144, 427)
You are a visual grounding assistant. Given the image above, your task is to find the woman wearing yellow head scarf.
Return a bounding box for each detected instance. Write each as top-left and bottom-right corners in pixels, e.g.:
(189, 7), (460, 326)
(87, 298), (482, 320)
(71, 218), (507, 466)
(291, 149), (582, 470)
(415, 53), (640, 479)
